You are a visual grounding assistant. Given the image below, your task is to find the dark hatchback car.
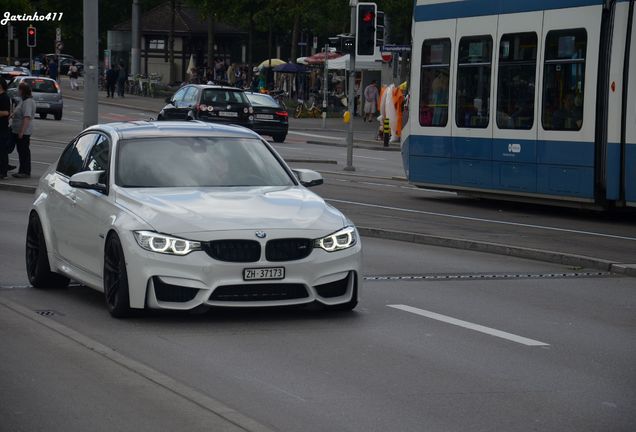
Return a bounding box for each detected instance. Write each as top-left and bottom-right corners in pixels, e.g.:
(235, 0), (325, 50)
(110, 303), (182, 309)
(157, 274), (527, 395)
(244, 91), (289, 143)
(158, 85), (254, 129)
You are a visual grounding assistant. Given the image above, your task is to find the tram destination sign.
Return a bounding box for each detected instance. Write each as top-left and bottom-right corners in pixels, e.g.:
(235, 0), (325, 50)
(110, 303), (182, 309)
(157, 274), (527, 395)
(381, 44), (412, 52)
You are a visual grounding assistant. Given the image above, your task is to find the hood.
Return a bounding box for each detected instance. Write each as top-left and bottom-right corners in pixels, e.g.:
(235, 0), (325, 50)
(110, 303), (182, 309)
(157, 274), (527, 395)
(115, 186), (346, 235)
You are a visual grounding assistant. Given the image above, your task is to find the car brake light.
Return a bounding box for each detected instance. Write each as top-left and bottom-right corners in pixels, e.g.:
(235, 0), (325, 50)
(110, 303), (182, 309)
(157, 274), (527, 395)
(54, 82), (60, 91)
(276, 111), (288, 117)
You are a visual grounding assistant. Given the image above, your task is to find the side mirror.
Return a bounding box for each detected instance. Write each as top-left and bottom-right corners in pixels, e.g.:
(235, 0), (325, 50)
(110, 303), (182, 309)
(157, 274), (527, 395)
(294, 169), (323, 187)
(165, 96), (173, 103)
(69, 170), (107, 193)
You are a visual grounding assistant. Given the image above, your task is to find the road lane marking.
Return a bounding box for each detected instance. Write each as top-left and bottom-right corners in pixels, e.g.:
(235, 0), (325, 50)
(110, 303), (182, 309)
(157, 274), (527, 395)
(354, 155), (386, 160)
(327, 199), (636, 242)
(388, 304), (549, 346)
(288, 131), (345, 141)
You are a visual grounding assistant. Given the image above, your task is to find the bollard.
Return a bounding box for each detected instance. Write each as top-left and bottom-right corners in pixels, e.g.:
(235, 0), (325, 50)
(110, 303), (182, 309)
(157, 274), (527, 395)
(383, 117), (390, 147)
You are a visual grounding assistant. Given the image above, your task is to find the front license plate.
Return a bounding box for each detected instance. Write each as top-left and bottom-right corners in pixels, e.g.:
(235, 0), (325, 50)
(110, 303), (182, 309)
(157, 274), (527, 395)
(37, 103), (50, 108)
(256, 114), (273, 120)
(219, 111), (238, 117)
(243, 267), (285, 281)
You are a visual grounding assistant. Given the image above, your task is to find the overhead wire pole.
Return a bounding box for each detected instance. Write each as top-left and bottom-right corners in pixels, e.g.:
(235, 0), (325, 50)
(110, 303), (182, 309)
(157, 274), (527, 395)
(322, 43), (328, 129)
(131, 0), (141, 77)
(83, 0), (98, 128)
(344, 1), (357, 171)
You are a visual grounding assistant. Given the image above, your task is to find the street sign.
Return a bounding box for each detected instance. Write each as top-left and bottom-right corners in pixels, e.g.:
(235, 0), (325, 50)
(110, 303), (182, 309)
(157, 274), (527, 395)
(381, 52), (393, 62)
(381, 44), (412, 52)
(55, 27), (62, 42)
(55, 41), (64, 54)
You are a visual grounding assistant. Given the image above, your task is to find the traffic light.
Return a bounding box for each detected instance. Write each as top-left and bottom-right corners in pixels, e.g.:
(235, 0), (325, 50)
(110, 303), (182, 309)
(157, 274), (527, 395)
(27, 26), (37, 48)
(376, 11), (385, 48)
(356, 2), (376, 57)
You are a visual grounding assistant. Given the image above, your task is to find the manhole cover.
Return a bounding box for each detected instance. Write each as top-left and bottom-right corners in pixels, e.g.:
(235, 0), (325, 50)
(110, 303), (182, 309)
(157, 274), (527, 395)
(34, 309), (64, 317)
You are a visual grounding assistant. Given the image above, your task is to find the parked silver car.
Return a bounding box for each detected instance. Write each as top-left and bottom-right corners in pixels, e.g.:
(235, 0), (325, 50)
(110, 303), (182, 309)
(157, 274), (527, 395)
(7, 76), (63, 120)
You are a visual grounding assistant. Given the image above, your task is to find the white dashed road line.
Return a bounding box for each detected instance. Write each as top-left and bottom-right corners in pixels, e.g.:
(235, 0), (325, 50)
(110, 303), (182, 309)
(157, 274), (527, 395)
(388, 304), (549, 347)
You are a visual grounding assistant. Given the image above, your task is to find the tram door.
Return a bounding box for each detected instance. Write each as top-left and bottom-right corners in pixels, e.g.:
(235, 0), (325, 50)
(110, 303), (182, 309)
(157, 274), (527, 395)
(536, 6), (601, 200)
(450, 16), (497, 189)
(492, 11), (542, 193)
(623, 3), (636, 206)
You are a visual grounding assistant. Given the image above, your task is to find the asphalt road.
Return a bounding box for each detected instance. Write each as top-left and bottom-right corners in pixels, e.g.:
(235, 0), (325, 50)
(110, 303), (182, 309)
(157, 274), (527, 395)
(1, 187), (635, 431)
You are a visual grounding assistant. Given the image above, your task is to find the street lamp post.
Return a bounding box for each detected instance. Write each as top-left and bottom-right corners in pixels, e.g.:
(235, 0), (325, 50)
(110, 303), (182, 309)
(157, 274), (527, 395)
(344, 1), (357, 171)
(83, 0), (98, 128)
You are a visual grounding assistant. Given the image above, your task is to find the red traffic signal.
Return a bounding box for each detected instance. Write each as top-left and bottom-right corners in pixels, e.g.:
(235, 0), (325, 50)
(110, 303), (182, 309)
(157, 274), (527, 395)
(362, 11), (375, 23)
(27, 26), (37, 48)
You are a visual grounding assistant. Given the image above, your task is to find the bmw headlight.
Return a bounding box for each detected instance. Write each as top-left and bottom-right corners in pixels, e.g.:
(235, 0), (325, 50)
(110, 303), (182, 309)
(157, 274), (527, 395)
(314, 226), (357, 252)
(133, 231), (201, 256)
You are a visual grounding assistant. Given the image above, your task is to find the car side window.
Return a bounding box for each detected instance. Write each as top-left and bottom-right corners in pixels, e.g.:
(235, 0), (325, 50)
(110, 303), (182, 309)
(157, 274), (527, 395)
(183, 87), (198, 105)
(172, 87), (188, 103)
(85, 134), (110, 185)
(56, 133), (97, 178)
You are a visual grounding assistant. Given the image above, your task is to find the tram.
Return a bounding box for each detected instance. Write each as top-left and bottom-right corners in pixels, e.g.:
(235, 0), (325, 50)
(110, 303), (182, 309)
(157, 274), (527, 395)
(401, 0), (636, 207)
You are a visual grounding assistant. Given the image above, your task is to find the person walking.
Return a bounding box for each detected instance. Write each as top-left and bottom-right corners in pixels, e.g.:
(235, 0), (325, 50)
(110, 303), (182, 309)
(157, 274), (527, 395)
(10, 82), (36, 179)
(0, 78), (12, 179)
(105, 65), (117, 98)
(48, 58), (58, 82)
(116, 62), (127, 97)
(68, 61), (79, 90)
(363, 80), (379, 122)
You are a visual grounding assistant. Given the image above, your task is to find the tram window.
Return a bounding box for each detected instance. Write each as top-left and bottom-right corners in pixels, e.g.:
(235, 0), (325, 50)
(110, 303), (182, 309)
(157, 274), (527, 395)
(542, 29), (587, 131)
(496, 32), (537, 130)
(419, 38), (451, 127)
(456, 35), (493, 128)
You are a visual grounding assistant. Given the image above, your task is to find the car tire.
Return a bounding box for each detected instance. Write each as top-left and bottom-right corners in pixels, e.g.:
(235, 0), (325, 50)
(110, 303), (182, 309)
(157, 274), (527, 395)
(324, 283), (358, 312)
(39, 113), (47, 119)
(25, 212), (70, 289)
(103, 233), (133, 318)
(273, 134), (287, 143)
(54, 111), (62, 121)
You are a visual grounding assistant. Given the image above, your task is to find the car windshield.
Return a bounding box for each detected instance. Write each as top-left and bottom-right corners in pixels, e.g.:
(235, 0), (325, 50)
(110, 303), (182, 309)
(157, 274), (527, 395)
(246, 93), (279, 108)
(24, 79), (58, 93)
(201, 89), (248, 105)
(116, 136), (295, 188)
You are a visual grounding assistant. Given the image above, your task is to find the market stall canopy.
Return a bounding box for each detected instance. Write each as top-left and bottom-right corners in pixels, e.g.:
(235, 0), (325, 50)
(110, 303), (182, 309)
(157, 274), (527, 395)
(296, 57), (308, 65)
(257, 58), (286, 68)
(273, 63), (308, 73)
(327, 54), (350, 70)
(305, 51), (342, 65)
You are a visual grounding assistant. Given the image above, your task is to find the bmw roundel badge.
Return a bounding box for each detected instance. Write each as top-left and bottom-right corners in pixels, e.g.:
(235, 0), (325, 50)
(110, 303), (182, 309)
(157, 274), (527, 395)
(255, 231), (267, 239)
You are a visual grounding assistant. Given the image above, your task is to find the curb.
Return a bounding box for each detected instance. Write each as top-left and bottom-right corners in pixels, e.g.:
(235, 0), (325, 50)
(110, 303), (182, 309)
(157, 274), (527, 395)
(306, 140), (400, 152)
(0, 182), (37, 194)
(286, 159), (337, 164)
(64, 94), (160, 113)
(357, 226), (636, 277)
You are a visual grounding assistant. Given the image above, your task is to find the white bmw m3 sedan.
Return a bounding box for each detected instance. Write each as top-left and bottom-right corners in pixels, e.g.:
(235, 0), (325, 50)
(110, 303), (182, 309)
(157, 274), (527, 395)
(26, 121), (361, 317)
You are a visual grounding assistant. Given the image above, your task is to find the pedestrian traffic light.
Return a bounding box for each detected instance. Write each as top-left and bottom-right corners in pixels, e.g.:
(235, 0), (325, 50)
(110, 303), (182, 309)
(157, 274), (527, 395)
(356, 2), (377, 57)
(27, 26), (37, 48)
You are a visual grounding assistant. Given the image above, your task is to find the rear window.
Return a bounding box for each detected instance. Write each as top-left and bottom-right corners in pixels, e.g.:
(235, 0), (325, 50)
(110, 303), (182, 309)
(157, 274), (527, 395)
(246, 93), (279, 108)
(201, 89), (248, 105)
(24, 79), (58, 93)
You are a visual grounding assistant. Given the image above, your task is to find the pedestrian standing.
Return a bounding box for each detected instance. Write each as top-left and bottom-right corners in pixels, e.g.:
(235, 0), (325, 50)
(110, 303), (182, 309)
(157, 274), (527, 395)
(227, 63), (236, 86)
(363, 80), (379, 122)
(48, 59), (58, 82)
(10, 82), (36, 179)
(68, 61), (79, 90)
(117, 62), (127, 97)
(105, 65), (117, 98)
(0, 78), (12, 179)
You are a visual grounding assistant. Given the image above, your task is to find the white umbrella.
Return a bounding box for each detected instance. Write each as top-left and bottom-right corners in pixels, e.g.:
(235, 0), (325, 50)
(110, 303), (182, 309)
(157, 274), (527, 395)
(187, 54), (196, 75)
(296, 57), (308, 65)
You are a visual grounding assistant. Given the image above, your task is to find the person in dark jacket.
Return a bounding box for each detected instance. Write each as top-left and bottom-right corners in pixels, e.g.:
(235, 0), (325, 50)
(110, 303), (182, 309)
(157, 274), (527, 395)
(0, 78), (13, 179)
(116, 62), (127, 97)
(105, 65), (117, 98)
(48, 59), (58, 81)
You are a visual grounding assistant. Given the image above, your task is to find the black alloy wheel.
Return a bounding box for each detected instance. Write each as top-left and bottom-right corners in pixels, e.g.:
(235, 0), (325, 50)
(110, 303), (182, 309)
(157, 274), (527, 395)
(103, 233), (133, 318)
(25, 212), (69, 289)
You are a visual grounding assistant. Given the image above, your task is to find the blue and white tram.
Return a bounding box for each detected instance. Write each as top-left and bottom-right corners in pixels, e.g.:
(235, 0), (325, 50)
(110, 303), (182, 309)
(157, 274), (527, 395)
(401, 0), (636, 207)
